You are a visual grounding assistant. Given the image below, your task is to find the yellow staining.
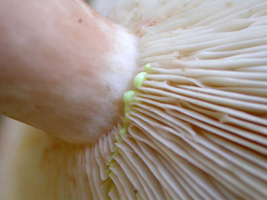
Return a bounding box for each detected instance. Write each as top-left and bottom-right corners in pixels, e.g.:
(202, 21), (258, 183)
(108, 185), (117, 197)
(134, 72), (147, 88)
(123, 90), (136, 115)
(123, 90), (136, 104)
(123, 90), (137, 119)
(101, 177), (114, 199)
(104, 166), (112, 177)
(117, 128), (125, 143)
(109, 160), (118, 167)
(125, 112), (131, 120)
(117, 136), (124, 143)
(117, 123), (129, 143)
(105, 64), (152, 191)
(144, 63), (151, 73)
(123, 116), (131, 124)
(111, 146), (119, 157)
(109, 172), (115, 177)
(119, 128), (127, 136)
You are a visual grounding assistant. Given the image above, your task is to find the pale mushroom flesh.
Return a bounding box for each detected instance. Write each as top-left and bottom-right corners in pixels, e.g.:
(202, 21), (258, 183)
(1, 0), (267, 199)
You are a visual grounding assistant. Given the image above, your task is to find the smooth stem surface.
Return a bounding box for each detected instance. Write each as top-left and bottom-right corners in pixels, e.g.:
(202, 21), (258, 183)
(0, 0), (138, 143)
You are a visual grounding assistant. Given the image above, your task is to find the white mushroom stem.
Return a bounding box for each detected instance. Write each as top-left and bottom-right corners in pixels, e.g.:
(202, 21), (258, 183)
(0, 0), (138, 143)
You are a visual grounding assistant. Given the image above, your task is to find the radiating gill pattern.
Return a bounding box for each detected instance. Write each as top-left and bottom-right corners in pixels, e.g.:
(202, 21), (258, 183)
(96, 0), (267, 199)
(4, 0), (267, 200)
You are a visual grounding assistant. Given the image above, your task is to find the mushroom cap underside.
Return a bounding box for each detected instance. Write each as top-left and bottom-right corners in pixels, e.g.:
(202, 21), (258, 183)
(1, 0), (267, 199)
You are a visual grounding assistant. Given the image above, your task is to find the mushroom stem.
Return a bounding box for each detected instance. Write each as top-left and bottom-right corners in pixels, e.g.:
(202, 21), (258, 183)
(0, 0), (139, 143)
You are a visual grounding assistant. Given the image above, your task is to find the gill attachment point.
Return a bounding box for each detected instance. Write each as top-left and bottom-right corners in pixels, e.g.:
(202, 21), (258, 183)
(134, 72), (147, 88)
(145, 63), (151, 73)
(123, 90), (136, 105)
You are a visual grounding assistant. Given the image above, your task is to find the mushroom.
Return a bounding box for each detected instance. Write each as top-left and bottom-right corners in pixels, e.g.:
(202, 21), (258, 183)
(1, 0), (267, 199)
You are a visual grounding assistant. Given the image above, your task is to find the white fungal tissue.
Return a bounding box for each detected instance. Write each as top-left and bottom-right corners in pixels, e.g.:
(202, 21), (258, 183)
(1, 0), (267, 199)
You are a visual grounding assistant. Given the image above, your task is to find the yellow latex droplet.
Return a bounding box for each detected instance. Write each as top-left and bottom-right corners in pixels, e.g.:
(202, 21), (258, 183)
(123, 90), (136, 104)
(134, 72), (147, 88)
(145, 63), (151, 73)
(119, 128), (127, 135)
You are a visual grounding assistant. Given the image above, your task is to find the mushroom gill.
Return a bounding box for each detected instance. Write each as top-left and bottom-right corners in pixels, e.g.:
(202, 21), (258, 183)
(1, 0), (267, 199)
